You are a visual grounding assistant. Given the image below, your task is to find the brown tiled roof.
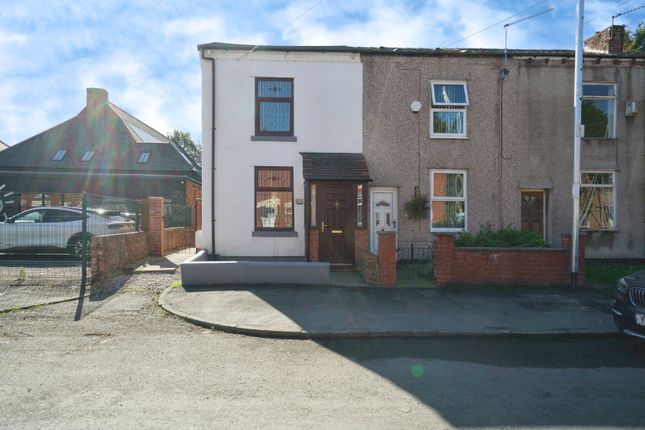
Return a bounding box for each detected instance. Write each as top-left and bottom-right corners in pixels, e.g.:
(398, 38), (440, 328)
(300, 152), (371, 181)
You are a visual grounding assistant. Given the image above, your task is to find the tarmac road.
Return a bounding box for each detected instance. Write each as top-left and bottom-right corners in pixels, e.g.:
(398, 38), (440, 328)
(1, 273), (644, 429)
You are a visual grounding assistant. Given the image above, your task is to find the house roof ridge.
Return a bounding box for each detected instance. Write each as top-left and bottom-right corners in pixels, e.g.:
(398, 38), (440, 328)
(198, 41), (645, 59)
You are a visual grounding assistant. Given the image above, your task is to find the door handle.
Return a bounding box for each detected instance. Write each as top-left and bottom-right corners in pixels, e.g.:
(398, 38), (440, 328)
(321, 222), (328, 232)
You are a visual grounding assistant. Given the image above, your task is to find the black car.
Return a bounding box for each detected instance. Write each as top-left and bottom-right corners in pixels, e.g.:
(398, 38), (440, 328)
(612, 270), (645, 340)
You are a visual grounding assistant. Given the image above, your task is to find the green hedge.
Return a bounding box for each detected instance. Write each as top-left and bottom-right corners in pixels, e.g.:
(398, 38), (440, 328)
(455, 224), (547, 248)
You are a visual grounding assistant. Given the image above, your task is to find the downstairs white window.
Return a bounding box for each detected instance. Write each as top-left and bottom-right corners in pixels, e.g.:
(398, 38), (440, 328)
(430, 170), (467, 232)
(580, 171), (615, 230)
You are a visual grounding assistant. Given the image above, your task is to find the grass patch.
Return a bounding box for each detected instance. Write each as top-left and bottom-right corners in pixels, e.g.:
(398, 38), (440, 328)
(170, 280), (182, 289)
(586, 260), (645, 286)
(455, 224), (546, 248)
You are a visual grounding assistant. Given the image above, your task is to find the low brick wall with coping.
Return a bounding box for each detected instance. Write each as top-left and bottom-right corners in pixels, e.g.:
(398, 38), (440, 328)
(357, 231), (398, 287)
(90, 231), (149, 279)
(434, 233), (585, 287)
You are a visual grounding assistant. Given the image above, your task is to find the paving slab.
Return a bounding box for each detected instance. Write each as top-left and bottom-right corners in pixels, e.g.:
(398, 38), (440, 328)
(160, 284), (619, 338)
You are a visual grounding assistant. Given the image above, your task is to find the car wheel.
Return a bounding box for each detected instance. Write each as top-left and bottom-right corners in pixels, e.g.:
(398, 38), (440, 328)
(67, 235), (91, 258)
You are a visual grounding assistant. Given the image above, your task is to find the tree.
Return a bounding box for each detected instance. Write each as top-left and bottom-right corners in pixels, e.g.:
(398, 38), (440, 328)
(167, 130), (201, 167)
(624, 21), (645, 53)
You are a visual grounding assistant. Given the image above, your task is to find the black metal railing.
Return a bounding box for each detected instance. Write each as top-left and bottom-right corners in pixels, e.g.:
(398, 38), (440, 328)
(164, 203), (193, 228)
(396, 241), (435, 281)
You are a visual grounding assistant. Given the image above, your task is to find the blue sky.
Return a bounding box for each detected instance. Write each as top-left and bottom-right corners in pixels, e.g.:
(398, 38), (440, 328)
(0, 0), (642, 146)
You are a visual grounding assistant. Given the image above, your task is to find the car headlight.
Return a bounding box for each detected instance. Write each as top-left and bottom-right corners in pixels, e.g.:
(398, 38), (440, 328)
(616, 278), (629, 294)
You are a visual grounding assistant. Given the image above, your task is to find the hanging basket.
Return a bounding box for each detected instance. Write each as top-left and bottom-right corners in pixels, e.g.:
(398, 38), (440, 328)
(404, 194), (429, 220)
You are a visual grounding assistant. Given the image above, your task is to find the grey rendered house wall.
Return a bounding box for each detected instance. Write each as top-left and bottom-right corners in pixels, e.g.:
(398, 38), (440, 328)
(517, 59), (645, 259)
(363, 54), (644, 259)
(361, 54), (521, 248)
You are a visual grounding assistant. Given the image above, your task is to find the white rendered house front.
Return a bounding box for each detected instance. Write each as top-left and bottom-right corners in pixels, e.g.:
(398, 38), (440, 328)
(198, 43), (364, 259)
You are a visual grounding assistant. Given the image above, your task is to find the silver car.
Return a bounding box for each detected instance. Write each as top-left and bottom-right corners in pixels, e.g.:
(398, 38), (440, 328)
(0, 207), (135, 256)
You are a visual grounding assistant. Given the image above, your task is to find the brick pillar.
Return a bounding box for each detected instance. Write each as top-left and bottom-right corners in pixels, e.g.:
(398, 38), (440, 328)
(434, 234), (455, 287)
(377, 231), (397, 287)
(148, 197), (164, 257)
(355, 229), (369, 263)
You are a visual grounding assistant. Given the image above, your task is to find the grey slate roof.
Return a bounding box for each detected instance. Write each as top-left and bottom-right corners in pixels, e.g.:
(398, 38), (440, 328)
(301, 152), (371, 181)
(198, 42), (645, 59)
(0, 89), (201, 182)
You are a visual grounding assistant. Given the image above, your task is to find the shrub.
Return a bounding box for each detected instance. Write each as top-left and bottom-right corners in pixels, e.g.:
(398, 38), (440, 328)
(454, 224), (547, 248)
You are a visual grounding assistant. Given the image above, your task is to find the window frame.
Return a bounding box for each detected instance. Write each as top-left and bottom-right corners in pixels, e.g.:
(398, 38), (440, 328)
(430, 169), (468, 233)
(80, 150), (95, 162)
(582, 82), (617, 139)
(52, 149), (67, 161)
(429, 80), (469, 139)
(137, 152), (151, 164)
(579, 170), (616, 231)
(255, 77), (294, 137)
(254, 166), (294, 232)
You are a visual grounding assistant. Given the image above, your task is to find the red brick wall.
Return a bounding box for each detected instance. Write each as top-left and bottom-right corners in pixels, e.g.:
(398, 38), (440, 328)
(358, 252), (378, 284)
(148, 197), (164, 257)
(355, 229), (369, 264)
(195, 198), (202, 230)
(90, 231), (149, 279)
(309, 229), (319, 262)
(184, 180), (201, 209)
(377, 231), (397, 287)
(163, 227), (195, 254)
(434, 234), (586, 287)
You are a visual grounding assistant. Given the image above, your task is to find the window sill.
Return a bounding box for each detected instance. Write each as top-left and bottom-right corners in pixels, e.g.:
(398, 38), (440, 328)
(581, 229), (617, 233)
(251, 136), (298, 142)
(429, 135), (469, 140)
(252, 231), (298, 237)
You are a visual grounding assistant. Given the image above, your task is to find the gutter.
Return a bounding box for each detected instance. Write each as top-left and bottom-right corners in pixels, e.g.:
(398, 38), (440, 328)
(201, 49), (216, 256)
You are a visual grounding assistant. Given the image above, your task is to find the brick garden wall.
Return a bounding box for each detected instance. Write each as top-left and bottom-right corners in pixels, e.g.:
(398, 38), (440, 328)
(434, 234), (585, 287)
(308, 229), (319, 262)
(356, 231), (397, 287)
(90, 231), (148, 279)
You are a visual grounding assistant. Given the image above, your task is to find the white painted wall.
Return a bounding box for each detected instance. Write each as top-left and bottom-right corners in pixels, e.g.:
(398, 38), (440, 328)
(200, 49), (363, 256)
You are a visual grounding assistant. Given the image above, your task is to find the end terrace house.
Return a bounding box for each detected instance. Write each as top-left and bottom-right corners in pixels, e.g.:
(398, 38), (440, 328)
(197, 43), (367, 265)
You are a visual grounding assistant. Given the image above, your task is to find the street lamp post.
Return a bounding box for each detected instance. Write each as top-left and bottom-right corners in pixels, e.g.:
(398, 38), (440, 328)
(571, 0), (585, 288)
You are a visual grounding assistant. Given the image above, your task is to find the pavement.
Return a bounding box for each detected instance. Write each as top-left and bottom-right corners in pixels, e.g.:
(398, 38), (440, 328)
(160, 283), (619, 338)
(134, 249), (197, 273)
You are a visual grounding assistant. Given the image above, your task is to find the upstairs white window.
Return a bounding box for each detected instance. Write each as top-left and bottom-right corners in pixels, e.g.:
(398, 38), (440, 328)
(580, 171), (615, 230)
(52, 150), (67, 161)
(138, 152), (151, 164)
(582, 83), (616, 138)
(430, 81), (469, 138)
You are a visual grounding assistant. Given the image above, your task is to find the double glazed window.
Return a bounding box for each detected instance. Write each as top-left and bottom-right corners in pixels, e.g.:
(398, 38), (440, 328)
(430, 170), (467, 232)
(580, 171), (615, 230)
(255, 78), (294, 137)
(255, 167), (294, 230)
(430, 81), (469, 138)
(582, 84), (616, 138)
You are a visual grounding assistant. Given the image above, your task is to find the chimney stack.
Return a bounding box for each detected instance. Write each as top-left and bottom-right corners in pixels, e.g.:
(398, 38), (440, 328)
(584, 25), (625, 54)
(86, 88), (108, 114)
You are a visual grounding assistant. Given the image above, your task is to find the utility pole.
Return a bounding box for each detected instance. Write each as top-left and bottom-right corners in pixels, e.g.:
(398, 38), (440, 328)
(571, 0), (585, 288)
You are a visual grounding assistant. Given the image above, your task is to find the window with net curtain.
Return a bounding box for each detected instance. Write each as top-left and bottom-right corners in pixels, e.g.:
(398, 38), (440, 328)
(255, 167), (294, 230)
(579, 172), (615, 230)
(255, 78), (293, 136)
(430, 171), (466, 231)
(430, 81), (469, 138)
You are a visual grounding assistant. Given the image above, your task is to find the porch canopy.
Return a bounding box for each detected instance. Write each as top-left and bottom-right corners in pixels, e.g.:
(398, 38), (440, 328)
(300, 152), (371, 181)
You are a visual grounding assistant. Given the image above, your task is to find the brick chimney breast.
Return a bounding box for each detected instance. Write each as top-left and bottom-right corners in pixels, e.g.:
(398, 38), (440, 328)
(584, 25), (625, 54)
(86, 88), (109, 114)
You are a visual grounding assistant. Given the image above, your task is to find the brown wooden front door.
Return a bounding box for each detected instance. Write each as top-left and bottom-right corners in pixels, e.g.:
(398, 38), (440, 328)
(318, 182), (356, 266)
(521, 191), (545, 238)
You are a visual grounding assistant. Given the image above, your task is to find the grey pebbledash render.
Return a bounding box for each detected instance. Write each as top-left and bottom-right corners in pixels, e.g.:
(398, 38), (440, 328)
(362, 24), (644, 259)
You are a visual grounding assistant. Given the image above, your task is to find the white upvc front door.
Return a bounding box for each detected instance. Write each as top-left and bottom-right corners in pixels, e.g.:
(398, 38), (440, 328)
(370, 188), (398, 254)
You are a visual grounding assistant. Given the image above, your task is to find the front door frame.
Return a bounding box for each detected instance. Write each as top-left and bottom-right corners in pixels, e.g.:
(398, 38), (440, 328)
(520, 189), (547, 240)
(369, 187), (398, 254)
